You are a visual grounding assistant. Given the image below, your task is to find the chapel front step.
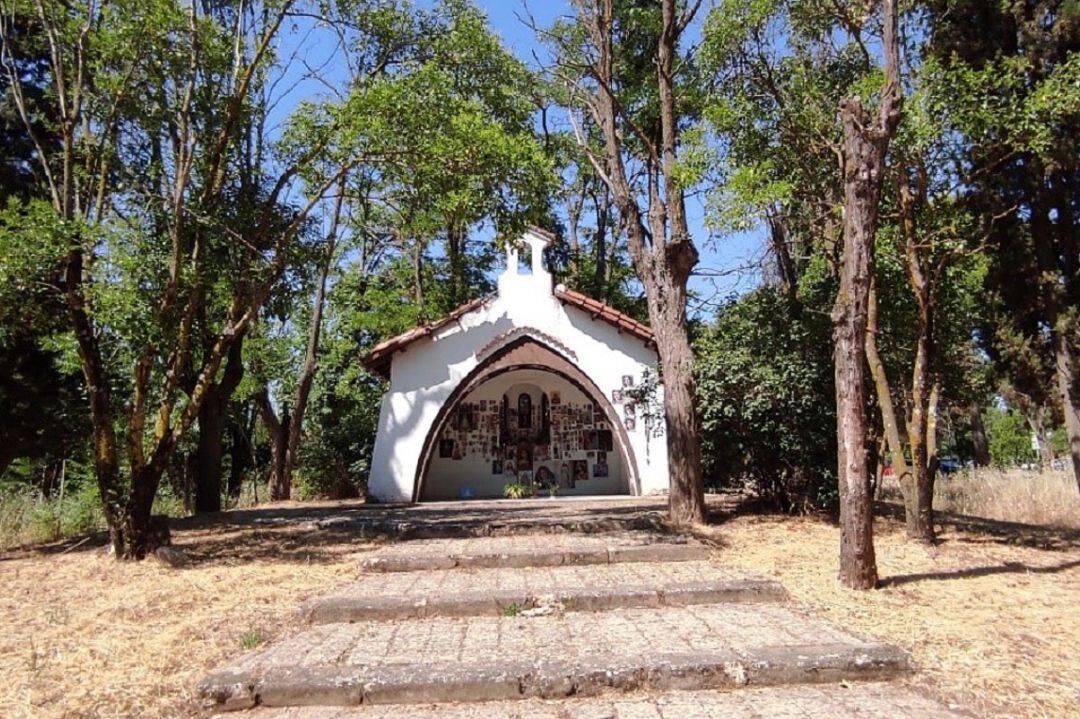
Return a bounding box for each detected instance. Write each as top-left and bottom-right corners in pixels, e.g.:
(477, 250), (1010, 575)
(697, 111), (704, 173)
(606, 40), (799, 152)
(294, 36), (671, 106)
(199, 603), (913, 711)
(302, 560), (786, 622)
(359, 533), (711, 572)
(213, 682), (964, 719)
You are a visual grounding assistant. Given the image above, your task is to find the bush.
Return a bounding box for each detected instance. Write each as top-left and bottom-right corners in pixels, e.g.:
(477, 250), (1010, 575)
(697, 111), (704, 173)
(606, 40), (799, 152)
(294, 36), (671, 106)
(986, 408), (1037, 468)
(695, 289), (837, 512)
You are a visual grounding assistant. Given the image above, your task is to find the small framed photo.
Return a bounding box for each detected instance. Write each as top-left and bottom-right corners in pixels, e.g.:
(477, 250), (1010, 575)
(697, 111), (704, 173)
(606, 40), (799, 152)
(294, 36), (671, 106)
(624, 401), (636, 418)
(612, 389), (623, 404)
(622, 374), (634, 388)
(550, 391), (561, 405)
(623, 416), (636, 432)
(439, 438), (455, 458)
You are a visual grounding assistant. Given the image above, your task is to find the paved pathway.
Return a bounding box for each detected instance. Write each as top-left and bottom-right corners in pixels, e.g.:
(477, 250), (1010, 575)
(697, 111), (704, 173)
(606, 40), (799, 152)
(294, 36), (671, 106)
(199, 527), (961, 716)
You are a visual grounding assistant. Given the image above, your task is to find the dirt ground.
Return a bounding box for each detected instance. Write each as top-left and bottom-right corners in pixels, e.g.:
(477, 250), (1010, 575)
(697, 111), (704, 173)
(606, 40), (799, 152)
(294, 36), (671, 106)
(1, 498), (1077, 719)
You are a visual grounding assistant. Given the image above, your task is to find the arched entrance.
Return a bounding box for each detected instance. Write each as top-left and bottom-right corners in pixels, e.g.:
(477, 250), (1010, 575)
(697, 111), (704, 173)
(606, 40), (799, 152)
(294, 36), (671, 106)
(415, 337), (638, 501)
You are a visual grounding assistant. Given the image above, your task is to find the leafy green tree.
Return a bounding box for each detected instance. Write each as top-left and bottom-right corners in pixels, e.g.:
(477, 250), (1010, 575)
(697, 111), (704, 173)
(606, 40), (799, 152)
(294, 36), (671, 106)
(696, 288), (837, 512)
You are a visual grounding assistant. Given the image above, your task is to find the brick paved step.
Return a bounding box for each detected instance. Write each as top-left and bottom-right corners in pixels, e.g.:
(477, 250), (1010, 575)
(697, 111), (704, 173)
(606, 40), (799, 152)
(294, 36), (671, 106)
(199, 604), (912, 712)
(302, 560), (784, 623)
(213, 682), (961, 719)
(302, 578), (787, 623)
(361, 539), (711, 573)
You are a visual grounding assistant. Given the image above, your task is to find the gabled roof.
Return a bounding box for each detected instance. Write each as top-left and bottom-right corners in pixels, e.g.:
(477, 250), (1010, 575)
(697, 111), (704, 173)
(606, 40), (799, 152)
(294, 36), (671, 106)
(552, 287), (654, 346)
(361, 295), (493, 379)
(360, 287), (654, 380)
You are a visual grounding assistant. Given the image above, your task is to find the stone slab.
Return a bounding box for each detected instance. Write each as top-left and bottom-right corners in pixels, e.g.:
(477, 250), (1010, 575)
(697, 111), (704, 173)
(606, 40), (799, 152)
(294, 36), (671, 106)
(200, 603), (911, 711)
(213, 682), (965, 718)
(360, 539), (711, 573)
(301, 578), (787, 623)
(203, 644), (910, 711)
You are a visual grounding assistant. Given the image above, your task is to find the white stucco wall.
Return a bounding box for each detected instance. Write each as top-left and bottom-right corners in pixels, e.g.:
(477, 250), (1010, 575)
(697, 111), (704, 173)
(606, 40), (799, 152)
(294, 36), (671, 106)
(367, 230), (669, 503)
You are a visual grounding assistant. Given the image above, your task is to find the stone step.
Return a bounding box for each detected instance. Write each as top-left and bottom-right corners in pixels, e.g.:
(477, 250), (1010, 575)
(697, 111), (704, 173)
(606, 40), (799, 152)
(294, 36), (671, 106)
(302, 560), (784, 623)
(302, 578), (787, 623)
(360, 539), (711, 573)
(213, 682), (962, 719)
(199, 604), (912, 712)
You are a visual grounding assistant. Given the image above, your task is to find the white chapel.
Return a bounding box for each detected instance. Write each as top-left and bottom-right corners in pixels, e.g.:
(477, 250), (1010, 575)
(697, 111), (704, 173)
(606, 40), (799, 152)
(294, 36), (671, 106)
(362, 228), (670, 502)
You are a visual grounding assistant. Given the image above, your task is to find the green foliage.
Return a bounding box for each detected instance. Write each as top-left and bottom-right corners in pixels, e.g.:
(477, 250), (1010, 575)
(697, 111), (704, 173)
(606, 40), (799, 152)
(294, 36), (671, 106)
(695, 288), (837, 512)
(502, 482), (536, 499)
(986, 408), (1037, 469)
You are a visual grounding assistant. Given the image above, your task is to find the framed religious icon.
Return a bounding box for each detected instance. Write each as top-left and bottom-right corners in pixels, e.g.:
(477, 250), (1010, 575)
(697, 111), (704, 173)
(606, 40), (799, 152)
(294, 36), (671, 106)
(439, 438), (455, 458)
(593, 453), (609, 477)
(571, 459), (588, 485)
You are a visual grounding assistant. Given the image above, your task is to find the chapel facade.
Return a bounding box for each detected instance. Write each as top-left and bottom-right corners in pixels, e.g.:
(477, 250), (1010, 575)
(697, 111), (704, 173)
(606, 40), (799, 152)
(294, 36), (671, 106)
(361, 228), (670, 502)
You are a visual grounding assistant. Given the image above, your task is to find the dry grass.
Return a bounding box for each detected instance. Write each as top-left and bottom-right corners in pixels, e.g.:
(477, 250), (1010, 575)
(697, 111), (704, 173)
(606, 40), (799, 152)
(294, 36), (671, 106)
(0, 488), (1078, 718)
(0, 500), (374, 719)
(708, 510), (1080, 719)
(931, 469), (1080, 529)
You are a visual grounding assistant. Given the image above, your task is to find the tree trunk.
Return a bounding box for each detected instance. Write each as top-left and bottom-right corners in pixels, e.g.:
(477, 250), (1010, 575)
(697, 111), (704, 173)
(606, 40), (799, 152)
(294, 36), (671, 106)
(1031, 179), (1080, 489)
(899, 174), (936, 543)
(257, 387), (290, 502)
(195, 391), (226, 512)
(969, 404), (991, 467)
(571, 0), (707, 526)
(194, 330), (246, 513)
(865, 278), (914, 513)
(282, 199), (339, 490)
(831, 0), (902, 590)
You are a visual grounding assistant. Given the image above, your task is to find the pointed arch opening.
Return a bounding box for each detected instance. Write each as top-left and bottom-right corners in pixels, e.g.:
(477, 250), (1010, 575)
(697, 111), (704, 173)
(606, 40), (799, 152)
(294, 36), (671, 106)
(414, 336), (639, 501)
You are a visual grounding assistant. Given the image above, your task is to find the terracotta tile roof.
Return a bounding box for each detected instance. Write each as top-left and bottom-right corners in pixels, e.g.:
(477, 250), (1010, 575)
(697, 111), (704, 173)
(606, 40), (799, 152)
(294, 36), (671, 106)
(553, 287), (655, 345)
(361, 295), (492, 379)
(360, 287), (654, 380)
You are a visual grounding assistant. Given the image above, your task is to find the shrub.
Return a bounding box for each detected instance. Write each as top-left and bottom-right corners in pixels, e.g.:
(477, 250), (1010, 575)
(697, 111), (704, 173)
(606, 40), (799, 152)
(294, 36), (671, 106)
(695, 289), (838, 512)
(986, 408), (1037, 468)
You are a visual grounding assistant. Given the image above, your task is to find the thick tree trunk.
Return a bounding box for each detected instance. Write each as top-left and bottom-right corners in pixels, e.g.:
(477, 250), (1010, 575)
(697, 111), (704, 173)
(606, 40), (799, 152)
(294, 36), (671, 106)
(648, 271), (706, 525)
(195, 391), (226, 512)
(969, 404), (991, 467)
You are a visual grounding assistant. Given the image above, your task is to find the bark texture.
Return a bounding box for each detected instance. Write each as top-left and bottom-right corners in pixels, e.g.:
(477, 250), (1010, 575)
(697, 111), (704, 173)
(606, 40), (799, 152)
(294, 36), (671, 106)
(832, 0), (903, 589)
(571, 0), (706, 525)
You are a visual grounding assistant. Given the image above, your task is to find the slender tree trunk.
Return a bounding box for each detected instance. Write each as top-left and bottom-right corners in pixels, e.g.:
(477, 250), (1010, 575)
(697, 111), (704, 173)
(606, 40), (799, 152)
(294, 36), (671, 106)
(1031, 180), (1080, 489)
(281, 191), (341, 488)
(593, 191), (609, 299)
(865, 277), (914, 511)
(900, 175), (936, 543)
(256, 387), (290, 501)
(195, 330), (246, 512)
(969, 404), (991, 467)
(832, 0), (902, 590)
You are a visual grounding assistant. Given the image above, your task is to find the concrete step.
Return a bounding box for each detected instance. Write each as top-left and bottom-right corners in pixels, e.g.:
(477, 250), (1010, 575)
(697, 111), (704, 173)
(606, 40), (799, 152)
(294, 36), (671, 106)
(302, 560), (784, 623)
(360, 538), (711, 573)
(199, 604), (912, 712)
(213, 682), (962, 719)
(302, 578), (786, 623)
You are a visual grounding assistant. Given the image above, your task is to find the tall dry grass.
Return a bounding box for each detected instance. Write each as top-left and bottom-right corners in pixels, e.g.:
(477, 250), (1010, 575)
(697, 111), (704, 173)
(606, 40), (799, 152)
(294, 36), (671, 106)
(933, 468), (1080, 528)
